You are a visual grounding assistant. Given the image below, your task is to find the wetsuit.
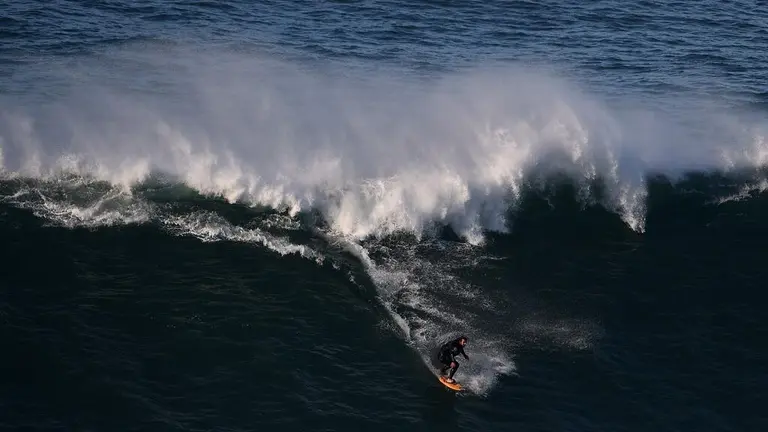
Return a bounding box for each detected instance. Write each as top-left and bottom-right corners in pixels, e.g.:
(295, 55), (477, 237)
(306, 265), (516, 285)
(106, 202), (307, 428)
(438, 337), (468, 379)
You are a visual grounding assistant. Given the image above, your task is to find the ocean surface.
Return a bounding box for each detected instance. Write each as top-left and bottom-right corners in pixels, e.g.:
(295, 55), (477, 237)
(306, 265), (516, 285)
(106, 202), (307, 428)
(1, 1), (767, 431)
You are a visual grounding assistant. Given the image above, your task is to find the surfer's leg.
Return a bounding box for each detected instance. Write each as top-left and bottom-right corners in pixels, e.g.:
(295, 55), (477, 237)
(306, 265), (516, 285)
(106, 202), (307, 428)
(438, 352), (451, 375)
(440, 361), (452, 376)
(448, 360), (459, 379)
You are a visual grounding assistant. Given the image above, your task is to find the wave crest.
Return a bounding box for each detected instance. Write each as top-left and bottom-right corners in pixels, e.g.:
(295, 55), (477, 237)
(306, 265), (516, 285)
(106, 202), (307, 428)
(1, 47), (766, 242)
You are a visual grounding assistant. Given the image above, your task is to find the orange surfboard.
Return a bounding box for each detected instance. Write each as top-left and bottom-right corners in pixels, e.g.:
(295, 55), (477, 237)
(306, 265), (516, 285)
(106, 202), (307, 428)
(438, 376), (462, 391)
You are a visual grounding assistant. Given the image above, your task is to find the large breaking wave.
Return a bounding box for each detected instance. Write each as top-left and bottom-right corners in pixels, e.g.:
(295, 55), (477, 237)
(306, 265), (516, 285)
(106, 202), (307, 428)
(2, 45), (767, 396)
(3, 46), (765, 243)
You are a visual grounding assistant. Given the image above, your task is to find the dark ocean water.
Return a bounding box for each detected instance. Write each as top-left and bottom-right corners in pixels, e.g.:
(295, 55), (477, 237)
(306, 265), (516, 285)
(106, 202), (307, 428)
(2, 1), (768, 431)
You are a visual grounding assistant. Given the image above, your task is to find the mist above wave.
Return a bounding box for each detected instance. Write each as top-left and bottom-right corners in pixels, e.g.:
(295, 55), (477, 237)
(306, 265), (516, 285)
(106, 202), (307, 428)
(1, 45), (765, 242)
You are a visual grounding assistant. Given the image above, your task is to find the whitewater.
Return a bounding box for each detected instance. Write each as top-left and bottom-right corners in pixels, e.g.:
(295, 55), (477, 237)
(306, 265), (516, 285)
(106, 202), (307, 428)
(3, 47), (766, 241)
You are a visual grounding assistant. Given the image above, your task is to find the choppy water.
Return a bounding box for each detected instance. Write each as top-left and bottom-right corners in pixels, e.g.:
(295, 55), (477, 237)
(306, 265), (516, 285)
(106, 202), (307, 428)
(1, 1), (767, 431)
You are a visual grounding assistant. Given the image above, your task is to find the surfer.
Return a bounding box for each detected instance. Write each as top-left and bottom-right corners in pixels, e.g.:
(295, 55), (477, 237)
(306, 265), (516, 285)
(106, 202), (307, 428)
(437, 335), (469, 383)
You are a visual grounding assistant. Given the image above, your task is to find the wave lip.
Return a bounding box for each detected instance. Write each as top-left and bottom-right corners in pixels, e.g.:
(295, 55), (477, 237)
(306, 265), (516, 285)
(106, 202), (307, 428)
(1, 49), (767, 243)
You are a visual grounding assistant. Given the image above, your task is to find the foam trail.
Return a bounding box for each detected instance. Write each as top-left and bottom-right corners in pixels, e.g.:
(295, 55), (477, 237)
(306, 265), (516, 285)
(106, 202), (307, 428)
(2, 46), (765, 243)
(0, 178), (323, 264)
(162, 211), (324, 263)
(0, 179), (153, 228)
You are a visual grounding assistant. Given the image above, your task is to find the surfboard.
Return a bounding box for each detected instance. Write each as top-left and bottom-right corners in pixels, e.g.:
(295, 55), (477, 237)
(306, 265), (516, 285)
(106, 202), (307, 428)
(438, 376), (462, 391)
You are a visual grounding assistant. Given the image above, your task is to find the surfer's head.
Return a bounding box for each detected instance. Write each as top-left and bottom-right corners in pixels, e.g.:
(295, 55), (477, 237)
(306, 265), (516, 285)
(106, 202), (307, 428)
(459, 336), (468, 345)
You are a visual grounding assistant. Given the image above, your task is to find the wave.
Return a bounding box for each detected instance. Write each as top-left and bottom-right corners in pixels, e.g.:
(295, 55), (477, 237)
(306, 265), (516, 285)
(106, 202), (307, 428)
(2, 45), (766, 244)
(2, 167), (766, 396)
(2, 44), (768, 396)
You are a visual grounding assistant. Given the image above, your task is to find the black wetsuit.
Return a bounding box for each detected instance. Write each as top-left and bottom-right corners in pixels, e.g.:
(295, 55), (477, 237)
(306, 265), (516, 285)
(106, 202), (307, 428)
(438, 338), (468, 379)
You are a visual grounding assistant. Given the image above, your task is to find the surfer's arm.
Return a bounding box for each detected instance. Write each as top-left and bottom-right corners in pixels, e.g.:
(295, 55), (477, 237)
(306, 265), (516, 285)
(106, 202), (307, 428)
(460, 347), (469, 359)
